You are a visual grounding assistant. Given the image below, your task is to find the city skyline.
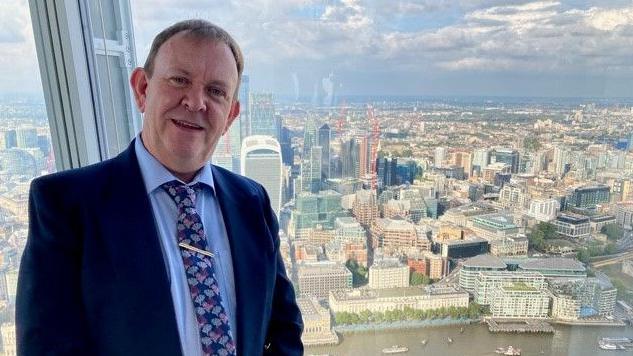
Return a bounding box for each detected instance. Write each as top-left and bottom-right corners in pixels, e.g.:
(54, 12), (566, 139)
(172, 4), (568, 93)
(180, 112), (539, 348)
(2, 0), (633, 98)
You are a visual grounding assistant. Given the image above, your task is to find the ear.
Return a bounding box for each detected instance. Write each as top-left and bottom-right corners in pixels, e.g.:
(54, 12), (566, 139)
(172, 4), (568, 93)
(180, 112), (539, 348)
(130, 67), (149, 113)
(223, 100), (241, 135)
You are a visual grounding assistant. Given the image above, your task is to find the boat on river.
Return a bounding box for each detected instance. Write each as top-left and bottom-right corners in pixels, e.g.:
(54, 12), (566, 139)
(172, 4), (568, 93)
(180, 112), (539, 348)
(495, 345), (521, 355)
(381, 345), (408, 354)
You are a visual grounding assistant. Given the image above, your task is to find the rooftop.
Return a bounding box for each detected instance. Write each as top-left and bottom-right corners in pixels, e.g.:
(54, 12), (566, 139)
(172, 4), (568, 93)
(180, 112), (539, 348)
(462, 254), (507, 269)
(518, 257), (586, 272)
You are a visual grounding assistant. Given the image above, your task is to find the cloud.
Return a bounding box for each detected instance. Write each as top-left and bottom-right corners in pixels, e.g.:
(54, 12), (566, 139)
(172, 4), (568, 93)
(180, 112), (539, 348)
(0, 0), (29, 43)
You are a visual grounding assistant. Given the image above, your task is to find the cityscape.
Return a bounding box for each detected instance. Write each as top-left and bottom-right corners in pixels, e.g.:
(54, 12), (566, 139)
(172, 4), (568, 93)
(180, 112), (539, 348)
(2, 0), (633, 354)
(3, 89), (633, 354)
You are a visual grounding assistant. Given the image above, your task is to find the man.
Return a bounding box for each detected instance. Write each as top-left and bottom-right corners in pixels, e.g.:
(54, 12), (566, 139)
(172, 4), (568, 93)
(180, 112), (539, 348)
(16, 19), (303, 356)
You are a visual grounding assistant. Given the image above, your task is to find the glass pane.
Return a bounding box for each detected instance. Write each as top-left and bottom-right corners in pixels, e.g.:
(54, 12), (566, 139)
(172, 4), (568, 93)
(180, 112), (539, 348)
(0, 1), (55, 354)
(130, 1), (633, 355)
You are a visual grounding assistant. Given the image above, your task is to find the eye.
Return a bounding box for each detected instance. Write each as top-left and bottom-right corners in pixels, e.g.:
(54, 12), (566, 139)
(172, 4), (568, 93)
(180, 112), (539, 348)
(208, 87), (227, 98)
(169, 76), (189, 86)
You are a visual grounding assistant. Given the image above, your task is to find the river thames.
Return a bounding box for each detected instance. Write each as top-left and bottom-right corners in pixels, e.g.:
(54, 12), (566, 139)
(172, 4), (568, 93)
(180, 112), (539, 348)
(306, 324), (633, 355)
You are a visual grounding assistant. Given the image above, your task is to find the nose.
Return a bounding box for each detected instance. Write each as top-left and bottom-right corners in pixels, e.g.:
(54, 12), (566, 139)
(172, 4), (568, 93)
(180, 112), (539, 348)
(181, 86), (207, 112)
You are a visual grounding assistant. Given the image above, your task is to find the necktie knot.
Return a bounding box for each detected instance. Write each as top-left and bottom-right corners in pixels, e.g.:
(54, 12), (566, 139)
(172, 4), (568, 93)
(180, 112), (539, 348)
(161, 180), (202, 208)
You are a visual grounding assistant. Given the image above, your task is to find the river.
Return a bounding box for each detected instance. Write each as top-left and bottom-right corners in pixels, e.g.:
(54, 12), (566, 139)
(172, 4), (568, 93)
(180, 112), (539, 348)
(305, 324), (633, 355)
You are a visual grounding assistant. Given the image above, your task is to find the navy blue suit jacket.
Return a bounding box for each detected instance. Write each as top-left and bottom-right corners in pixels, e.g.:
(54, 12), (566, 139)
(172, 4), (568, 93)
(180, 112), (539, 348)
(16, 140), (303, 355)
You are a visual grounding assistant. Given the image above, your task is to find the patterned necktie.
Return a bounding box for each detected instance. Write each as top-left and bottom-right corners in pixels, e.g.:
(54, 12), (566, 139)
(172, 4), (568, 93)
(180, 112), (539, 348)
(161, 180), (236, 356)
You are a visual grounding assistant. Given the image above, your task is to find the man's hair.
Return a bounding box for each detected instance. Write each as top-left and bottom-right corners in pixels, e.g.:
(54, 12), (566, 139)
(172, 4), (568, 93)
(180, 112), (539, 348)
(143, 19), (244, 100)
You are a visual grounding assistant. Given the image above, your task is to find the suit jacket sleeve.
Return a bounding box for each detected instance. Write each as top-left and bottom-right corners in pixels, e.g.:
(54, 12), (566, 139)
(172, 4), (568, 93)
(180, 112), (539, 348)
(16, 177), (90, 355)
(257, 184), (304, 356)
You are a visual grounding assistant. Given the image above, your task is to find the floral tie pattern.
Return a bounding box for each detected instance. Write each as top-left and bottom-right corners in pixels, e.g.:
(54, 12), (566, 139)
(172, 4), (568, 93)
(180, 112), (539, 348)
(162, 181), (236, 356)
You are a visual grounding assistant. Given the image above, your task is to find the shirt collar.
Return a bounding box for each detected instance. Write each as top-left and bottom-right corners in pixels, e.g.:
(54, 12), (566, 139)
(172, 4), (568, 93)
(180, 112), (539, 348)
(134, 134), (216, 195)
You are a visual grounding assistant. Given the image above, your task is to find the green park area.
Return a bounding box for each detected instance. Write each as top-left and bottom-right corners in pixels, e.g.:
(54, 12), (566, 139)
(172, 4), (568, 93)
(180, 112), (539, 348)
(334, 303), (486, 326)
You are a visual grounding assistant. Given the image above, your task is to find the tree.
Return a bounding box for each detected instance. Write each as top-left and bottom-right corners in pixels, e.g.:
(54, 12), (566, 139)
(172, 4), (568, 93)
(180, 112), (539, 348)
(410, 271), (430, 286)
(346, 259), (368, 287)
(601, 224), (624, 241)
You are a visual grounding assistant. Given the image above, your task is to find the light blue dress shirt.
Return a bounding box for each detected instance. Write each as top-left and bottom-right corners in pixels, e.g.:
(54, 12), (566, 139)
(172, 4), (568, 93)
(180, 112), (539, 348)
(134, 137), (237, 356)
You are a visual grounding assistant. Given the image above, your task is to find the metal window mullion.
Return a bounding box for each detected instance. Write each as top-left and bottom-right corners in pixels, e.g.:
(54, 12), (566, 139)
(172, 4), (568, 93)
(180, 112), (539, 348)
(29, 0), (104, 170)
(78, 0), (110, 159)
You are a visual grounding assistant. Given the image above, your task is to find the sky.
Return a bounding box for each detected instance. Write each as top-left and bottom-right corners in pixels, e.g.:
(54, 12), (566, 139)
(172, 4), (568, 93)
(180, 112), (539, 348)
(2, 0), (633, 98)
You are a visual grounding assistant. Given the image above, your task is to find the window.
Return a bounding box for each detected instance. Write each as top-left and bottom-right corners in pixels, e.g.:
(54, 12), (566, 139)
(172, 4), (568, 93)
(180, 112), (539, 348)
(7, 0), (633, 355)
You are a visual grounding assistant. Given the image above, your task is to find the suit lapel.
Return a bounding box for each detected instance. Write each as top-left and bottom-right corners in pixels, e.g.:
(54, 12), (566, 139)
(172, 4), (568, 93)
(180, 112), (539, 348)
(99, 141), (182, 354)
(212, 166), (271, 356)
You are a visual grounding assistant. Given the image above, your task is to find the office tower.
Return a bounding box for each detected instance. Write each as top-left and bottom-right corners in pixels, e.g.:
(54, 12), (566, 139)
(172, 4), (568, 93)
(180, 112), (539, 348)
(472, 148), (490, 175)
(15, 128), (38, 149)
(280, 126), (293, 166)
(357, 134), (371, 178)
(352, 189), (379, 226)
(303, 118), (318, 158)
(568, 184), (610, 209)
(454, 151), (473, 177)
(300, 146), (322, 193)
(434, 147), (447, 168)
(528, 198), (560, 222)
(239, 75), (250, 140)
(491, 148), (520, 174)
(552, 146), (569, 176)
(213, 121), (241, 173)
(341, 138), (360, 178)
(288, 190), (346, 239)
(249, 93), (277, 139)
(318, 124), (331, 180)
(241, 135), (283, 216)
(3, 130), (17, 149)
(377, 157), (397, 188)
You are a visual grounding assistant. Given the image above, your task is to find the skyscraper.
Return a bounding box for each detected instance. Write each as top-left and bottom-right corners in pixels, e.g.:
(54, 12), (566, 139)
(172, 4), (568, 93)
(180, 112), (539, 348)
(249, 93), (277, 139)
(492, 148), (520, 174)
(318, 124), (331, 180)
(300, 146), (322, 193)
(241, 135), (283, 216)
(434, 147), (447, 168)
(472, 148), (490, 175)
(239, 75), (250, 140)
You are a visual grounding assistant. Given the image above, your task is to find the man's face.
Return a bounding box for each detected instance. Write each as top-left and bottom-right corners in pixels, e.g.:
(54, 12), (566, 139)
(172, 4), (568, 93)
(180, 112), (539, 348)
(130, 32), (240, 181)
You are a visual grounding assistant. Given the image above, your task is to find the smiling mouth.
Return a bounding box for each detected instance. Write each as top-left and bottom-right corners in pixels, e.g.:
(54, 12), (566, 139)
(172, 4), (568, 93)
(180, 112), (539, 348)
(172, 119), (203, 131)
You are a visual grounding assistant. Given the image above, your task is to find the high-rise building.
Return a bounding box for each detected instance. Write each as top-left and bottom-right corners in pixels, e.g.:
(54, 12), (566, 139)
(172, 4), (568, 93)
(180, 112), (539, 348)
(567, 184), (610, 209)
(300, 146), (322, 193)
(279, 126), (293, 166)
(15, 127), (38, 149)
(351, 189), (378, 226)
(434, 147), (447, 168)
(288, 190), (347, 239)
(491, 148), (520, 174)
(241, 135), (283, 216)
(318, 124), (331, 181)
(303, 118), (318, 158)
(377, 157), (398, 188)
(239, 75), (250, 140)
(249, 93), (277, 139)
(454, 151), (473, 178)
(472, 148), (491, 175)
(1, 130), (17, 149)
(341, 138), (360, 178)
(528, 198), (560, 222)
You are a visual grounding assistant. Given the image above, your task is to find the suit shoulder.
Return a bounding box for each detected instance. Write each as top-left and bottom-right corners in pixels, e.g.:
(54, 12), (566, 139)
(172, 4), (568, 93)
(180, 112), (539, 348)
(31, 157), (118, 194)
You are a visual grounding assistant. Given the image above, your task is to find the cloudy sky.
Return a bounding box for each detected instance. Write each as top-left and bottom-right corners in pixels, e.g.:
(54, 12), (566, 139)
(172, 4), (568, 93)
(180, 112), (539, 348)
(2, 0), (633, 98)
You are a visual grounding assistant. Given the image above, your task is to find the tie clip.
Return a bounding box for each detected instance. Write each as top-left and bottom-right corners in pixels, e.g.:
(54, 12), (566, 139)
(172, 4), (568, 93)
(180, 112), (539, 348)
(178, 242), (215, 258)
